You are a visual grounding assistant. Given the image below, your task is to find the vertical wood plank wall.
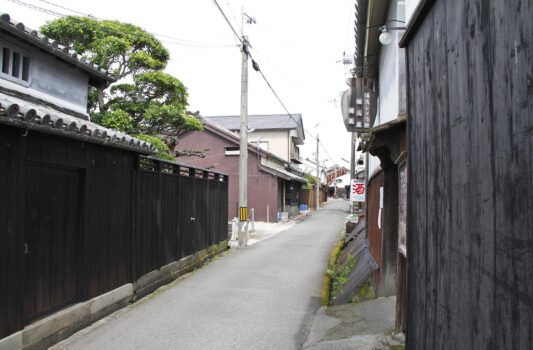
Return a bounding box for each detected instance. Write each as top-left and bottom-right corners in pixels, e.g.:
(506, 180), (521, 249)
(367, 171), (384, 293)
(0, 126), (229, 339)
(406, 1), (533, 349)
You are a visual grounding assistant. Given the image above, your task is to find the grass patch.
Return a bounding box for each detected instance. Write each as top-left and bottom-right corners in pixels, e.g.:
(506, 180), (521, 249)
(320, 238), (345, 305)
(327, 254), (357, 304)
(350, 281), (375, 304)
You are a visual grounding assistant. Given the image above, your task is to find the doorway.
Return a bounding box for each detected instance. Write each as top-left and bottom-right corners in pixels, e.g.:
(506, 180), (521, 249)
(23, 165), (82, 322)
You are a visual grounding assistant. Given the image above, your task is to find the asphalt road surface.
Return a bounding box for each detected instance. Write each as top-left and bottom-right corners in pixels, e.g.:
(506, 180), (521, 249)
(55, 199), (349, 350)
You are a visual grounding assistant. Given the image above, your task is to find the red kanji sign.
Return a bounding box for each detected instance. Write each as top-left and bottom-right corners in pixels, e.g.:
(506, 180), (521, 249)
(350, 179), (365, 202)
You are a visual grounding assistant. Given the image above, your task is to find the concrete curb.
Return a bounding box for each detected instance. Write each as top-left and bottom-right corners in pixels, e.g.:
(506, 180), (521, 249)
(133, 240), (228, 300)
(0, 239), (229, 350)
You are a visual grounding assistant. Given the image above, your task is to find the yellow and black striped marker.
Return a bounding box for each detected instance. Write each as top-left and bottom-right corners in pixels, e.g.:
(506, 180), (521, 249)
(239, 207), (248, 221)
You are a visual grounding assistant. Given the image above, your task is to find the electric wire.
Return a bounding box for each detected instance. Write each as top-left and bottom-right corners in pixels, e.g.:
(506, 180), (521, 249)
(6, 0), (342, 165)
(6, 0), (236, 48)
(11, 0), (341, 166)
(225, 0), (242, 35)
(211, 0), (343, 166)
(6, 0), (66, 17)
(37, 0), (98, 18)
(211, 0), (244, 46)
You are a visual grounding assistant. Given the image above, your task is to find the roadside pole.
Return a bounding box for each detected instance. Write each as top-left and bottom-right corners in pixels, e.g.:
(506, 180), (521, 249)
(238, 37), (249, 247)
(350, 131), (356, 213)
(315, 134), (320, 211)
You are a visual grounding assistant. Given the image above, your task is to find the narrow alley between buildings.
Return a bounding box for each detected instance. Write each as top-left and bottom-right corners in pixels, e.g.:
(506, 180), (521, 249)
(52, 200), (349, 350)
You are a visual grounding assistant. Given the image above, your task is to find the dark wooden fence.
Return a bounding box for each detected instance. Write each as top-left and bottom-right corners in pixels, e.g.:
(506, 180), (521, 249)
(0, 125), (228, 339)
(133, 157), (228, 279)
(403, 1), (533, 349)
(300, 187), (327, 209)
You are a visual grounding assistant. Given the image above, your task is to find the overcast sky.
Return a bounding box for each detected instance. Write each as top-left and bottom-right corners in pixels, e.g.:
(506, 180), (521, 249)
(1, 0), (355, 166)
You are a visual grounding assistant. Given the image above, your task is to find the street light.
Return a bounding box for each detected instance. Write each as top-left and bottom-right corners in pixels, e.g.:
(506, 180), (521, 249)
(377, 21), (406, 46)
(378, 26), (393, 45)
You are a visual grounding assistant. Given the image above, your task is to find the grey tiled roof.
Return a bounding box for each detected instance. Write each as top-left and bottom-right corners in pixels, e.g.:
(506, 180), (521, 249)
(0, 13), (114, 87)
(259, 164), (307, 183)
(0, 93), (155, 154)
(204, 114), (305, 140)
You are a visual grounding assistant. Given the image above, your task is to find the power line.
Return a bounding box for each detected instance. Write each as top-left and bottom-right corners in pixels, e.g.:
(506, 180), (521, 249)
(6, 0), (66, 17)
(225, 0), (242, 36)
(37, 0), (98, 18)
(7, 0), (237, 49)
(211, 0), (342, 165)
(156, 35), (238, 48)
(211, 0), (243, 46)
(211, 0), (334, 159)
(251, 58), (346, 164)
(319, 140), (338, 165)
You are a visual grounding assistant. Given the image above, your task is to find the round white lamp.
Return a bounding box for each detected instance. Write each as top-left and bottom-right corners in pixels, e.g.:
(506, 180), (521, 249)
(379, 26), (393, 45)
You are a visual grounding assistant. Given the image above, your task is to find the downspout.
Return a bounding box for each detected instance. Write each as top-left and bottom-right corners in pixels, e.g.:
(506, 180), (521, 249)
(354, 0), (369, 236)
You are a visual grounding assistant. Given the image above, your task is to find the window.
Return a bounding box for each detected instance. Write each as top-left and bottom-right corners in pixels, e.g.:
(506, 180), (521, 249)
(254, 140), (268, 151)
(1, 46), (30, 83)
(2, 48), (10, 74)
(225, 146), (240, 156)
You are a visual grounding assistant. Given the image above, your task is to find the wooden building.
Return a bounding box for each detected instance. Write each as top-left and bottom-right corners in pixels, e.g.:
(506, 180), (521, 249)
(352, 1), (408, 330)
(0, 14), (228, 349)
(176, 118), (307, 222)
(400, 0), (533, 349)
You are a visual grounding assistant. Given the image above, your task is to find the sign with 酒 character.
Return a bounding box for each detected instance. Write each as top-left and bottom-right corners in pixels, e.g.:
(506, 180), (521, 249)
(350, 179), (366, 202)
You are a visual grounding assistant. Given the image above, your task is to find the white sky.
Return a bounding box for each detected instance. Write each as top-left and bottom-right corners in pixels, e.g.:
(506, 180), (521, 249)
(1, 0), (355, 166)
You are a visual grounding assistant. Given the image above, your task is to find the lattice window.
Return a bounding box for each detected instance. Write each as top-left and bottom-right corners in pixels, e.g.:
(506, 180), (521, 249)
(1, 45), (31, 84)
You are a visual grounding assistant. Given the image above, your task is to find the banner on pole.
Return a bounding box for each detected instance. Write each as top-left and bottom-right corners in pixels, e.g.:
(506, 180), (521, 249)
(350, 179), (366, 202)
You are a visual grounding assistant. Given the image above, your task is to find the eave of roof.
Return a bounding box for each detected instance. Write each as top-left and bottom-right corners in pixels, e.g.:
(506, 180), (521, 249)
(258, 164), (307, 184)
(0, 13), (115, 88)
(0, 93), (155, 154)
(204, 114), (305, 141)
(201, 119), (290, 165)
(364, 0), (390, 77)
(366, 115), (406, 135)
(360, 116), (406, 153)
(196, 118), (307, 183)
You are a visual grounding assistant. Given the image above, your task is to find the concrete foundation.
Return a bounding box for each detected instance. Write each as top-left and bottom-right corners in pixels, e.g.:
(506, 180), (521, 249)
(0, 239), (228, 350)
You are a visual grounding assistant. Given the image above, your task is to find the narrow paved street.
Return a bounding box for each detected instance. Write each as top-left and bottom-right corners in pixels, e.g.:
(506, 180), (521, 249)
(54, 200), (349, 350)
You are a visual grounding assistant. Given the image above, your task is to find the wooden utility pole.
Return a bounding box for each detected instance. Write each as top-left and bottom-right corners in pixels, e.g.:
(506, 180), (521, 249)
(315, 134), (320, 211)
(350, 131), (357, 213)
(237, 37), (249, 247)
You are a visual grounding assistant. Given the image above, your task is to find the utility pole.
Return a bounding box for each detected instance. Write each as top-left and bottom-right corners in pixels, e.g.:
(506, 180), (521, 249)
(315, 134), (320, 211)
(237, 37), (249, 247)
(350, 131), (357, 213)
(334, 165), (337, 198)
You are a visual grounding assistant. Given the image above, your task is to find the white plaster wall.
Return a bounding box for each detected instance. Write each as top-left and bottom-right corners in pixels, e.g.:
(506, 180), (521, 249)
(1, 35), (89, 113)
(248, 130), (290, 161)
(368, 0), (406, 176)
(288, 129), (302, 160)
(377, 1), (400, 126)
(31, 52), (89, 109)
(405, 0), (420, 24)
(369, 154), (381, 177)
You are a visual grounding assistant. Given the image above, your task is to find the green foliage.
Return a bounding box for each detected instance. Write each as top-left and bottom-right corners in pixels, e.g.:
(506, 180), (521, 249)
(303, 173), (318, 190)
(321, 238), (345, 306)
(40, 17), (204, 160)
(356, 281), (374, 300)
(107, 71), (202, 135)
(41, 16), (169, 79)
(135, 134), (173, 160)
(326, 254), (357, 304)
(93, 110), (133, 132)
